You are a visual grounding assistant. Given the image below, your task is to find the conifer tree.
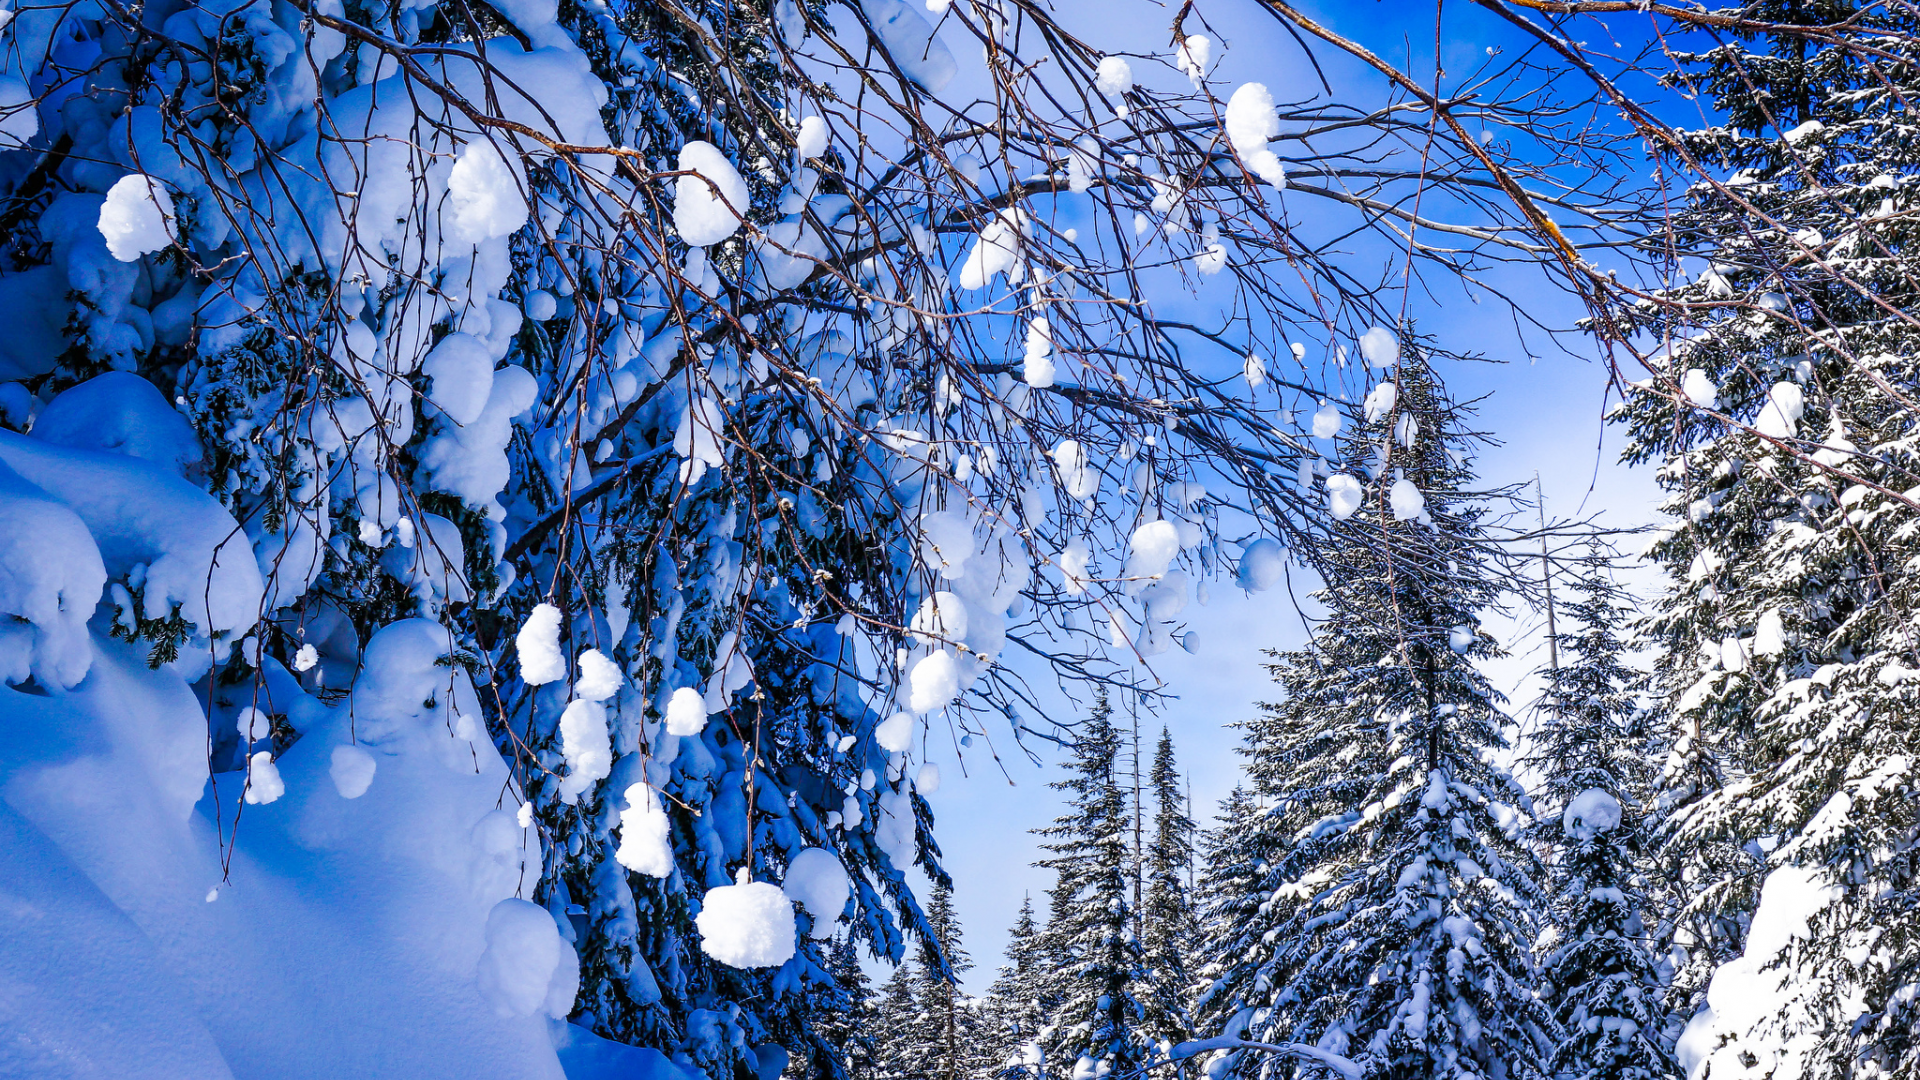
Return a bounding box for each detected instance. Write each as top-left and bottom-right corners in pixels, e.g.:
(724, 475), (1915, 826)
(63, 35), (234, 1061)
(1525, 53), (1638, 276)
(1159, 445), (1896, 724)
(874, 959), (927, 1080)
(985, 896), (1051, 1080)
(1140, 728), (1197, 1058)
(918, 882), (982, 1080)
(1530, 556), (1682, 1080)
(819, 934), (879, 1080)
(1200, 351), (1553, 1079)
(1611, 4), (1920, 1072)
(1035, 695), (1149, 1080)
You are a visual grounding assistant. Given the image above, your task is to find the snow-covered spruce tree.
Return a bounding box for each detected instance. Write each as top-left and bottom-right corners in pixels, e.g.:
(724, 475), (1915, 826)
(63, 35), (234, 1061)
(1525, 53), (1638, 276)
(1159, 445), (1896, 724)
(1034, 694), (1149, 1080)
(0, 0), (1641, 1067)
(1610, 6), (1920, 1074)
(1198, 351), (1553, 1080)
(916, 881), (986, 1080)
(1191, 783), (1281, 1053)
(873, 958), (928, 1080)
(1140, 727), (1196, 1060)
(985, 895), (1052, 1080)
(822, 933), (879, 1080)
(1528, 553), (1681, 1080)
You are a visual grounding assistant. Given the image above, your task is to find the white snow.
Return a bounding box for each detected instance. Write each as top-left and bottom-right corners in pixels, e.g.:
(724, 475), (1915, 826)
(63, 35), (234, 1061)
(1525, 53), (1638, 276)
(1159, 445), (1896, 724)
(1175, 35), (1211, 85)
(1224, 83), (1287, 188)
(1327, 474), (1363, 519)
(666, 686), (709, 736)
(0, 76), (37, 146)
(294, 644), (320, 672)
(958, 209), (1025, 290)
(1562, 788), (1622, 839)
(1059, 537), (1092, 595)
(1359, 326), (1398, 368)
(876, 711), (915, 752)
(1755, 381), (1804, 439)
(860, 0), (957, 94)
(574, 648), (623, 701)
(244, 750), (286, 805)
(1312, 402), (1342, 438)
(1096, 56), (1133, 96)
(796, 115), (828, 160)
(1024, 316), (1055, 388)
(615, 784), (674, 878)
(783, 848), (850, 937)
(1126, 519), (1181, 582)
(1053, 438), (1099, 499)
(1363, 381), (1397, 423)
(674, 141), (752, 247)
(421, 332), (496, 426)
(1681, 368), (1718, 409)
(557, 699), (611, 804)
(515, 602), (566, 684)
(874, 786), (917, 867)
(236, 707), (272, 743)
(1237, 538), (1284, 592)
(1449, 624), (1474, 654)
(915, 762), (940, 793)
(329, 744), (377, 799)
(445, 141), (529, 245)
(909, 648), (961, 713)
(98, 174), (177, 261)
(1755, 608), (1787, 656)
(696, 876), (797, 968)
(1388, 477), (1425, 521)
(476, 898), (579, 1018)
(0, 457), (105, 689)
(673, 396), (727, 485)
(919, 509), (976, 577)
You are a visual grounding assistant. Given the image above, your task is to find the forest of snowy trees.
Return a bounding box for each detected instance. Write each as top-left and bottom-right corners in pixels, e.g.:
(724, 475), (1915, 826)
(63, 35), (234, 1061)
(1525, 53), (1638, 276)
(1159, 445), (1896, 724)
(3, 0), (1920, 1077)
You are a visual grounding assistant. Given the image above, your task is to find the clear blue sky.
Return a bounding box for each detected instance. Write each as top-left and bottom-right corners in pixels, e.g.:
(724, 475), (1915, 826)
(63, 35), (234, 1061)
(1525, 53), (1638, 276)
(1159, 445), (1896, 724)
(899, 0), (1672, 993)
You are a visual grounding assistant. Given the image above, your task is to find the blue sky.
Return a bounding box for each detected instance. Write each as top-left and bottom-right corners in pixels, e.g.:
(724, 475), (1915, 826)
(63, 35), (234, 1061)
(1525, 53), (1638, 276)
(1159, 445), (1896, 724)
(895, 0), (1676, 992)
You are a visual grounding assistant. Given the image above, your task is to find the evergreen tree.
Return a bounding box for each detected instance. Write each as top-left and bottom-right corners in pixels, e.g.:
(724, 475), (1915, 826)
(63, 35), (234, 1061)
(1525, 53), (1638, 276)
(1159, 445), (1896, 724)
(1612, 4), (1920, 1072)
(1140, 728), (1197, 1058)
(1201, 351), (1554, 1079)
(985, 896), (1051, 1080)
(819, 934), (879, 1080)
(1530, 556), (1682, 1080)
(918, 883), (982, 1080)
(1034, 695), (1149, 1080)
(874, 960), (928, 1080)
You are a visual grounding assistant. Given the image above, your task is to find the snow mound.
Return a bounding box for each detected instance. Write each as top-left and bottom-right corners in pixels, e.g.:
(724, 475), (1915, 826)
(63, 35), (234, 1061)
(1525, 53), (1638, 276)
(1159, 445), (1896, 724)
(665, 686), (708, 735)
(444, 141), (529, 245)
(1681, 368), (1718, 410)
(516, 602), (566, 684)
(1755, 381), (1804, 439)
(0, 456), (106, 688)
(1126, 519), (1180, 582)
(1224, 83), (1287, 188)
(476, 898), (579, 1018)
(908, 648), (961, 713)
(1237, 538), (1283, 592)
(876, 711), (915, 753)
(674, 141), (751, 247)
(1327, 473), (1363, 519)
(696, 877), (797, 968)
(1312, 402), (1341, 438)
(0, 430), (263, 655)
(1363, 381), (1397, 423)
(574, 648), (623, 701)
(616, 783), (673, 878)
(861, 0), (956, 94)
(330, 743), (377, 799)
(1562, 788), (1622, 840)
(783, 847), (851, 937)
(98, 174), (176, 261)
(1388, 477), (1424, 521)
(243, 750), (285, 805)
(557, 698), (611, 803)
(31, 371), (203, 475)
(1359, 326), (1398, 367)
(1095, 56), (1133, 96)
